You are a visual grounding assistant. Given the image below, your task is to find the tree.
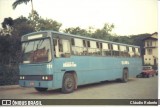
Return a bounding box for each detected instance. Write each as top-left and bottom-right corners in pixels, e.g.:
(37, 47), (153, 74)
(12, 0), (34, 18)
(28, 11), (62, 31)
(64, 27), (90, 36)
(37, 19), (62, 31)
(91, 23), (114, 40)
(12, 16), (35, 36)
(64, 23), (115, 39)
(1, 17), (14, 29)
(1, 17), (14, 36)
(0, 16), (35, 66)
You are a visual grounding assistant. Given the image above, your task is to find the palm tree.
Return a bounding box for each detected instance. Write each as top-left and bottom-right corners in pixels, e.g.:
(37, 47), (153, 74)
(12, 0), (34, 17)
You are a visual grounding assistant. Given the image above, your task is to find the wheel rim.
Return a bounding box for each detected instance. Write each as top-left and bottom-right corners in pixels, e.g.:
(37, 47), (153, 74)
(65, 77), (74, 90)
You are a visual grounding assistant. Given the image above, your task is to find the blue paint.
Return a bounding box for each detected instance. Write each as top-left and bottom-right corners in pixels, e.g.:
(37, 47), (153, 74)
(19, 56), (142, 89)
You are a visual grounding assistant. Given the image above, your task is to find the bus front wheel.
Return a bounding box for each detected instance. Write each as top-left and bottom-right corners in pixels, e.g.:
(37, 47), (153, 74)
(62, 73), (76, 93)
(35, 87), (48, 92)
(121, 69), (129, 83)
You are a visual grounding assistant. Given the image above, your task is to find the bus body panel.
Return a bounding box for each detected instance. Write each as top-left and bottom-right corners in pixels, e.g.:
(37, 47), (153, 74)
(19, 56), (142, 89)
(19, 63), (54, 88)
(52, 56), (142, 89)
(19, 64), (51, 75)
(19, 80), (53, 88)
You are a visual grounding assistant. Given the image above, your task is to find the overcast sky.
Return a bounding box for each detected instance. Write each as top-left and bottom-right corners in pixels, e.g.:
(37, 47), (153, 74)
(0, 0), (158, 35)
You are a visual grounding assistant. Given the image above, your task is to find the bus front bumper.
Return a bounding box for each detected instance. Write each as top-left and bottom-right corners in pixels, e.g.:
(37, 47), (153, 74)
(19, 80), (53, 88)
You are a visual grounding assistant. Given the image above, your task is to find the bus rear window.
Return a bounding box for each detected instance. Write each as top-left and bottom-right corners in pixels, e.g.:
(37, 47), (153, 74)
(22, 38), (52, 63)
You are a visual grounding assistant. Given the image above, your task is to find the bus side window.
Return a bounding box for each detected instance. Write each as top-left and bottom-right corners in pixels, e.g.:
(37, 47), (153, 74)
(102, 43), (111, 56)
(112, 44), (119, 57)
(83, 40), (88, 55)
(59, 39), (71, 57)
(138, 48), (141, 57)
(53, 39), (60, 58)
(126, 46), (129, 57)
(135, 48), (140, 57)
(132, 47), (136, 57)
(108, 44), (112, 56)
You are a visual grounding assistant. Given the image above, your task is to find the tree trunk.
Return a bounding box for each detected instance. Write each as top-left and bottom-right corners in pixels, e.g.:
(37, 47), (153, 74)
(31, 0), (34, 18)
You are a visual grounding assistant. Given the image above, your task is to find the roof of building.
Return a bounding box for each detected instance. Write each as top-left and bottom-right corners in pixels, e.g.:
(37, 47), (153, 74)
(142, 32), (158, 41)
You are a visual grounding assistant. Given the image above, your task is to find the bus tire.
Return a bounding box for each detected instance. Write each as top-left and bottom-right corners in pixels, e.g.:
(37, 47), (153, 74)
(35, 87), (48, 92)
(121, 69), (128, 83)
(62, 73), (76, 93)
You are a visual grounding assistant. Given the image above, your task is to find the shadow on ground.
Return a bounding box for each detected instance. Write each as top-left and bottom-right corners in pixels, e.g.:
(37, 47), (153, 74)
(28, 78), (136, 95)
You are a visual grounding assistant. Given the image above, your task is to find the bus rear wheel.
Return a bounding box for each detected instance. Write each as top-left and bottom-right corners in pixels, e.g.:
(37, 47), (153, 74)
(121, 69), (129, 83)
(62, 73), (76, 93)
(35, 87), (48, 92)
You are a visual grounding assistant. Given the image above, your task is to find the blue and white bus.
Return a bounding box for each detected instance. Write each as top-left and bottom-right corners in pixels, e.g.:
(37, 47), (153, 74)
(19, 31), (142, 93)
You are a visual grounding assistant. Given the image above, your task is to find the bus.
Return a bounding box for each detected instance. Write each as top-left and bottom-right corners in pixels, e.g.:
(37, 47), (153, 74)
(19, 30), (142, 93)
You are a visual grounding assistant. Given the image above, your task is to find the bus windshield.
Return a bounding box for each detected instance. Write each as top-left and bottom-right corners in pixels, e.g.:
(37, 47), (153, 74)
(22, 38), (52, 64)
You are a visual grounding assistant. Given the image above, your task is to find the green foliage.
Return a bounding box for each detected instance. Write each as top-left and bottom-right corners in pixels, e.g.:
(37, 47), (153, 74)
(1, 17), (14, 29)
(28, 11), (62, 31)
(64, 23), (115, 40)
(36, 18), (62, 31)
(12, 0), (31, 9)
(0, 65), (19, 85)
(13, 16), (35, 36)
(64, 27), (91, 36)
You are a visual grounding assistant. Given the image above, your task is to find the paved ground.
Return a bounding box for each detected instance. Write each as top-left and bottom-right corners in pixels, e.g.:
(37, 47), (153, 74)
(0, 76), (158, 99)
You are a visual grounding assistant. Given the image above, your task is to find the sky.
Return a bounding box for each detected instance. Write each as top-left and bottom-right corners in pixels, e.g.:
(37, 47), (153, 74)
(0, 0), (158, 36)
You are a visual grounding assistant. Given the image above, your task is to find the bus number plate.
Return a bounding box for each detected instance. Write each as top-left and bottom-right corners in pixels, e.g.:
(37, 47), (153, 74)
(30, 82), (35, 86)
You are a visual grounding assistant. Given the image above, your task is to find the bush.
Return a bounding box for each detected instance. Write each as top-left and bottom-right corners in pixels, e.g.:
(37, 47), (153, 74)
(0, 65), (19, 86)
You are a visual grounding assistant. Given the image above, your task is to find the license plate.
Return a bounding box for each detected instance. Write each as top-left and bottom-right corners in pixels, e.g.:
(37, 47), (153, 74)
(30, 82), (35, 86)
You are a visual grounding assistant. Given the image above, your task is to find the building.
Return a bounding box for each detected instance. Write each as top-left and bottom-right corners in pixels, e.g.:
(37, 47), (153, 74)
(143, 32), (158, 67)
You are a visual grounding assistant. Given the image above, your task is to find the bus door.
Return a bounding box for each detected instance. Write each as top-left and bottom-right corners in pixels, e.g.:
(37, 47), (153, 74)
(53, 38), (71, 87)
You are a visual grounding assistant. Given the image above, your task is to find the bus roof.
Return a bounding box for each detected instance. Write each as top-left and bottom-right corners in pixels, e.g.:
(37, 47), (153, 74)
(22, 30), (140, 48)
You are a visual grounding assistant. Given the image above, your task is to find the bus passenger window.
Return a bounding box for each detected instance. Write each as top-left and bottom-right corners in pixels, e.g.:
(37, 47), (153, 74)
(112, 44), (119, 57)
(71, 38), (75, 46)
(82, 40), (87, 55)
(126, 46), (129, 57)
(100, 43), (102, 49)
(128, 47), (133, 57)
(119, 45), (127, 57)
(132, 47), (136, 57)
(88, 41), (100, 56)
(102, 43), (111, 56)
(87, 41), (90, 47)
(135, 48), (140, 57)
(71, 38), (87, 56)
(96, 42), (101, 55)
(83, 40), (87, 47)
(59, 39), (71, 57)
(96, 42), (99, 48)
(138, 48), (141, 57)
(53, 39), (60, 58)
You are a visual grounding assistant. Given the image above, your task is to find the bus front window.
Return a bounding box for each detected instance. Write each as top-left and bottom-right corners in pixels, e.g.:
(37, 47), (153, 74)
(22, 38), (51, 63)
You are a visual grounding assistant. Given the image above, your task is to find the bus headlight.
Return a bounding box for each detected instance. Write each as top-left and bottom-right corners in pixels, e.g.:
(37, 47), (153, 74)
(42, 76), (45, 80)
(45, 76), (48, 80)
(20, 76), (25, 80)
